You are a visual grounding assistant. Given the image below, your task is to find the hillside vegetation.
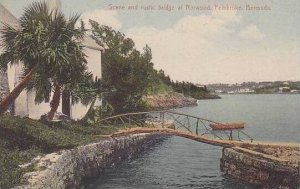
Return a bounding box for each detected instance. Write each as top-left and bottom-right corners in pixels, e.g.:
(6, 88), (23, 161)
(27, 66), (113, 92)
(90, 20), (219, 116)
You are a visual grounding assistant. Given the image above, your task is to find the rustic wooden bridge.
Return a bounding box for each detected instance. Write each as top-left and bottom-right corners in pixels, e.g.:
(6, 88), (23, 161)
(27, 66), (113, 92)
(99, 110), (254, 147)
(99, 111), (299, 188)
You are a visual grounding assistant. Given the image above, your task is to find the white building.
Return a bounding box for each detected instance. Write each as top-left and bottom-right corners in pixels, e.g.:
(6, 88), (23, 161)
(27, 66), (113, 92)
(290, 89), (300, 94)
(0, 1), (103, 120)
(238, 88), (255, 94)
(214, 90), (223, 93)
(278, 87), (290, 93)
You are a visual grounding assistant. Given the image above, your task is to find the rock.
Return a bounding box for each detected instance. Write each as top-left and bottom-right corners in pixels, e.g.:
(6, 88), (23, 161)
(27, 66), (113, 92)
(19, 163), (33, 169)
(145, 92), (197, 110)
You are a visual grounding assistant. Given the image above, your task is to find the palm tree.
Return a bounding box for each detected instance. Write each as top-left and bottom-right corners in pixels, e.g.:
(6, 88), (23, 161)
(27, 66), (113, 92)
(0, 2), (52, 114)
(0, 2), (88, 119)
(36, 10), (87, 120)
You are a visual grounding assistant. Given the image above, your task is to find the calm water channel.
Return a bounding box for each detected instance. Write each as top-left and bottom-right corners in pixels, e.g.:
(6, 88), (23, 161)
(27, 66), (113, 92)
(84, 94), (300, 189)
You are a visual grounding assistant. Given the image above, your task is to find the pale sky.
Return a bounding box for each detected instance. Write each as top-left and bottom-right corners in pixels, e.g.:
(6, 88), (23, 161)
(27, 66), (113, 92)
(1, 0), (300, 84)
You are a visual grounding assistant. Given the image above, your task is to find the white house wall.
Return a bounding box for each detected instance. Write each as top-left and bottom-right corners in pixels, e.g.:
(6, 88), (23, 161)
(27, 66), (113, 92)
(27, 90), (63, 119)
(14, 90), (28, 117)
(6, 61), (64, 119)
(6, 61), (28, 116)
(85, 47), (102, 79)
(5, 47), (102, 120)
(6, 63), (15, 94)
(70, 47), (102, 120)
(70, 102), (90, 120)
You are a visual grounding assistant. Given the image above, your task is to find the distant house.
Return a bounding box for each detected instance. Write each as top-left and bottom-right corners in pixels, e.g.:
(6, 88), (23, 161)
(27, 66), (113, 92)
(196, 84), (205, 88)
(290, 89), (300, 94)
(238, 88), (255, 94)
(283, 81), (290, 86)
(214, 89), (223, 93)
(278, 87), (290, 93)
(0, 1), (103, 120)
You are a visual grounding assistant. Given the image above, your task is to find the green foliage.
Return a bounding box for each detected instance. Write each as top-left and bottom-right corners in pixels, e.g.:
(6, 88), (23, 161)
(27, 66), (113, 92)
(0, 115), (128, 188)
(0, 1), (86, 74)
(146, 68), (219, 99)
(21, 2), (91, 105)
(81, 103), (114, 124)
(85, 20), (219, 118)
(146, 79), (173, 95)
(0, 1), (97, 112)
(255, 87), (277, 94)
(0, 146), (37, 188)
(69, 72), (101, 106)
(90, 20), (157, 114)
(171, 81), (219, 99)
(254, 81), (300, 94)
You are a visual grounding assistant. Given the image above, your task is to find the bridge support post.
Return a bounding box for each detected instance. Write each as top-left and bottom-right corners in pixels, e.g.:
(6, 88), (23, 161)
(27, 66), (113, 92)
(128, 115), (131, 125)
(162, 112), (165, 128)
(229, 130), (233, 140)
(196, 119), (199, 135)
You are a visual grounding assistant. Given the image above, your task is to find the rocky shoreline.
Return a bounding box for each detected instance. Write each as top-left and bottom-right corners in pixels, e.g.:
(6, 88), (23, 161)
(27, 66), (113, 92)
(144, 92), (198, 110)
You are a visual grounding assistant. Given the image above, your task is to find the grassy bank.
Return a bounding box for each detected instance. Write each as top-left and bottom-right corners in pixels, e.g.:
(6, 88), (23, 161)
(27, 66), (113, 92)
(0, 115), (129, 188)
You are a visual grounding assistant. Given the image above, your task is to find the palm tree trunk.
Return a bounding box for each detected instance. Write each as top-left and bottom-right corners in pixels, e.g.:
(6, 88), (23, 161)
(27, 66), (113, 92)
(62, 90), (71, 117)
(0, 69), (34, 114)
(47, 84), (61, 120)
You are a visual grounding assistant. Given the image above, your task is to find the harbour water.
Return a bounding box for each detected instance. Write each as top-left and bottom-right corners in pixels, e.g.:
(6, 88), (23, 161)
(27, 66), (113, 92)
(84, 94), (300, 189)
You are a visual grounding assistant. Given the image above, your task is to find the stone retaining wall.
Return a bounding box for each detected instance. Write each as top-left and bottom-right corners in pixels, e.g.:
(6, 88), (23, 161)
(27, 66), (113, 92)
(14, 133), (166, 189)
(220, 147), (299, 189)
(13, 132), (299, 189)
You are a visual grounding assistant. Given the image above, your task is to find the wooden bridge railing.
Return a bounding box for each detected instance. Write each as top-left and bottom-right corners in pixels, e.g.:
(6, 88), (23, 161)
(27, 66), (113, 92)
(99, 110), (253, 142)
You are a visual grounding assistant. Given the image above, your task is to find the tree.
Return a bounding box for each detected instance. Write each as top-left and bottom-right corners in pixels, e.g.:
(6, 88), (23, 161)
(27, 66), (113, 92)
(0, 2), (89, 120)
(0, 2), (51, 114)
(90, 20), (153, 114)
(24, 5), (88, 120)
(36, 11), (87, 120)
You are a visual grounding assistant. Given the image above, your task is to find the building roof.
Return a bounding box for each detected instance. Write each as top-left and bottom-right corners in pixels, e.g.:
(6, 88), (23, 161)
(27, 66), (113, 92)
(0, 3), (18, 29)
(82, 36), (104, 51)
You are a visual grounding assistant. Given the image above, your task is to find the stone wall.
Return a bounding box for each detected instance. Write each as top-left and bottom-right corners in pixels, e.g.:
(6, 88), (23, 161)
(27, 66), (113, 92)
(14, 133), (166, 189)
(220, 147), (299, 189)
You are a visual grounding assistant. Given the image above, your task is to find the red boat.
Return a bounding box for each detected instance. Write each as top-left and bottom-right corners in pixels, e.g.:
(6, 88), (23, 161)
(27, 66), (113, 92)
(210, 122), (245, 130)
